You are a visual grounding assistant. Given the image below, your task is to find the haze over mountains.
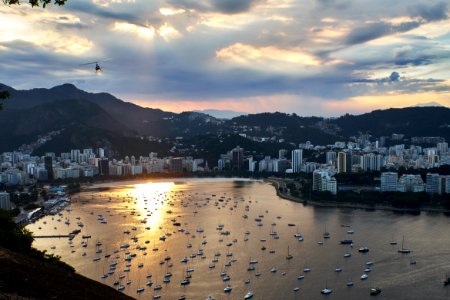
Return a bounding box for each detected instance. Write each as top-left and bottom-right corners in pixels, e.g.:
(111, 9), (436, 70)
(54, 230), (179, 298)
(1, 83), (449, 161)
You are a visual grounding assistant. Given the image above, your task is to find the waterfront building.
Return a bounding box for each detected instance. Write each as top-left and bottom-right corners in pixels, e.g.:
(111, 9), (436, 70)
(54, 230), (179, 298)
(398, 174), (424, 192)
(44, 156), (53, 180)
(291, 149), (303, 173)
(426, 173), (441, 194)
(381, 172), (398, 192)
(312, 170), (337, 195)
(0, 192), (11, 210)
(441, 176), (450, 194)
(231, 146), (244, 170)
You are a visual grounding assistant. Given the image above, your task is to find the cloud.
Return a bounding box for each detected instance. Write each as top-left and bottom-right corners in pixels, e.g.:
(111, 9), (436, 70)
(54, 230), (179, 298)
(344, 20), (421, 45)
(410, 2), (448, 21)
(389, 71), (400, 81)
(211, 0), (262, 14)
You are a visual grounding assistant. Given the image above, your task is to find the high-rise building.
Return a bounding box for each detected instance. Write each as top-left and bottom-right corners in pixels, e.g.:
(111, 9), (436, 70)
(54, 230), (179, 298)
(0, 192), (11, 210)
(437, 142), (448, 155)
(98, 159), (109, 176)
(426, 173), (441, 194)
(291, 149), (303, 173)
(337, 152), (347, 173)
(169, 158), (183, 172)
(381, 172), (398, 192)
(441, 176), (450, 194)
(361, 153), (382, 172)
(231, 146), (244, 170)
(398, 175), (424, 192)
(312, 170), (337, 195)
(44, 156), (53, 180)
(325, 151), (336, 165)
(70, 149), (81, 163)
(278, 149), (288, 159)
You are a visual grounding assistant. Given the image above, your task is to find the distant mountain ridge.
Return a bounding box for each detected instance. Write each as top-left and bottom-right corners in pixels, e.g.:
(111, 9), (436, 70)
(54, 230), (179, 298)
(1, 83), (449, 157)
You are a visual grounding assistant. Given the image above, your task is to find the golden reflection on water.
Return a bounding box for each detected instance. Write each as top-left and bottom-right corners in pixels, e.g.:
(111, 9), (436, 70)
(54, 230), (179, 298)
(127, 182), (175, 231)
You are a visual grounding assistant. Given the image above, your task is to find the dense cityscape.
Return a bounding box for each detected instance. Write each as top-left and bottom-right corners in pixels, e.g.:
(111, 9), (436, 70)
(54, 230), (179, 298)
(1, 132), (449, 215)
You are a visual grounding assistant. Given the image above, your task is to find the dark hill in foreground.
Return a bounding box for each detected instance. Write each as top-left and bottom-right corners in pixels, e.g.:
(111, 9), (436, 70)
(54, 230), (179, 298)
(0, 246), (134, 300)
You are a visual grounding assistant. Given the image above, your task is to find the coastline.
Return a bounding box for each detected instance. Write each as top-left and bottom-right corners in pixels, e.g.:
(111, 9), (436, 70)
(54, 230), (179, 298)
(266, 178), (450, 214)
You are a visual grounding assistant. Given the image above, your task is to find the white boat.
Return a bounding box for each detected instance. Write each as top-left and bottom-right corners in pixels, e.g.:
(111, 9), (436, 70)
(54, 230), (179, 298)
(136, 287), (144, 293)
(270, 267), (277, 273)
(244, 291), (254, 299)
(398, 236), (411, 254)
(224, 284), (233, 292)
(361, 274), (369, 280)
(321, 288), (332, 294)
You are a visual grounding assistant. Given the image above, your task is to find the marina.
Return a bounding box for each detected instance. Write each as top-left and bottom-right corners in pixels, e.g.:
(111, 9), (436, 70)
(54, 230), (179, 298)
(27, 178), (450, 299)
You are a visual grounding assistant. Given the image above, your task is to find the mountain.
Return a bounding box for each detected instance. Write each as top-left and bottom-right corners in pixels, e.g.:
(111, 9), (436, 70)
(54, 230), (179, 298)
(414, 102), (446, 107)
(194, 109), (248, 119)
(330, 107), (450, 140)
(1, 83), (449, 159)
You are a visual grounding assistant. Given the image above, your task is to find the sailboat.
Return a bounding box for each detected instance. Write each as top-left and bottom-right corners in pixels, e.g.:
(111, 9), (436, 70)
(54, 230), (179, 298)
(321, 281), (332, 294)
(286, 246), (293, 260)
(398, 236), (411, 254)
(323, 224), (330, 239)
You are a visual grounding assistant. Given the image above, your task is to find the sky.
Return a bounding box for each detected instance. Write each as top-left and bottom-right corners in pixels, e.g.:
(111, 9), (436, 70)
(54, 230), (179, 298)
(0, 0), (450, 116)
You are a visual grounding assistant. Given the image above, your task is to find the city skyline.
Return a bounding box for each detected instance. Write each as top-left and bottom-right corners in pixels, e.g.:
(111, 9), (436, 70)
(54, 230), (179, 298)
(1, 1), (449, 116)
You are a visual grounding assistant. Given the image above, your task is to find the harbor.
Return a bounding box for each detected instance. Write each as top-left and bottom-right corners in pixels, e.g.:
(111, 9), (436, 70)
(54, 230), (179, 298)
(27, 178), (450, 299)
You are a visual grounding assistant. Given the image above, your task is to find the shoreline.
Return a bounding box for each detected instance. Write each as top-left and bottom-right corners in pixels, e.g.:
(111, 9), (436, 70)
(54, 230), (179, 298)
(266, 178), (450, 214)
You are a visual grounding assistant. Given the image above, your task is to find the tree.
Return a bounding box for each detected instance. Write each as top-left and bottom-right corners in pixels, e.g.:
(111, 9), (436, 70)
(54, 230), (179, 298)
(0, 90), (9, 110)
(2, 0), (67, 7)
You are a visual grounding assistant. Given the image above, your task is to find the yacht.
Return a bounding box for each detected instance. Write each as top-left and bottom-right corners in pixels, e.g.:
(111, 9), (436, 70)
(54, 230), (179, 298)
(136, 287), (144, 293)
(358, 246), (369, 253)
(346, 280), (354, 286)
(293, 287), (300, 292)
(224, 284), (233, 292)
(398, 236), (411, 254)
(370, 287), (381, 295)
(361, 274), (369, 280)
(321, 287), (332, 294)
(297, 275), (305, 280)
(270, 267), (277, 273)
(117, 285), (125, 291)
(244, 291), (254, 299)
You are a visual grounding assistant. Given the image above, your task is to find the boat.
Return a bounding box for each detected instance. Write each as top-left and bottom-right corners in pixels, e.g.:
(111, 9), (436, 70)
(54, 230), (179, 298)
(224, 284), (232, 292)
(358, 246), (369, 253)
(444, 272), (450, 286)
(361, 274), (369, 280)
(346, 280), (354, 286)
(398, 236), (411, 254)
(323, 224), (330, 239)
(370, 287), (381, 295)
(244, 291), (254, 299)
(286, 246), (293, 259)
(136, 287), (144, 293)
(340, 239), (353, 244)
(293, 287), (300, 292)
(321, 282), (332, 295)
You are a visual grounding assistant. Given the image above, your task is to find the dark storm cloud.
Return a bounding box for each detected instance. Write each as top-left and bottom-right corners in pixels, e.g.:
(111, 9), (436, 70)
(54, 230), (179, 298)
(167, 0), (263, 14)
(344, 20), (421, 45)
(410, 2), (448, 21)
(66, 1), (139, 23)
(389, 71), (400, 81)
(211, 0), (261, 14)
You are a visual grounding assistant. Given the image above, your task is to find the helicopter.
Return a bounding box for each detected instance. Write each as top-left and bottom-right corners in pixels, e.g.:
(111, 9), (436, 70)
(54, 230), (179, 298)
(79, 61), (103, 73)
(79, 59), (111, 73)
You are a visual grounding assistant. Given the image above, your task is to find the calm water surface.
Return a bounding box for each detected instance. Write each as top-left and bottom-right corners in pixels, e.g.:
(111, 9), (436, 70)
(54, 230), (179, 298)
(28, 179), (450, 299)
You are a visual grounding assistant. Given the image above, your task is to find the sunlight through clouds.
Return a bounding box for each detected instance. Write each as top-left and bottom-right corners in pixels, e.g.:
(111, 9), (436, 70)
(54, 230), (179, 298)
(216, 43), (321, 71)
(0, 0), (449, 115)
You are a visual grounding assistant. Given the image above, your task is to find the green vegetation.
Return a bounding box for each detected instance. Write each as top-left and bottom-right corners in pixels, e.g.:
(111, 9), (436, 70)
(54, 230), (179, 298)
(0, 208), (74, 271)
